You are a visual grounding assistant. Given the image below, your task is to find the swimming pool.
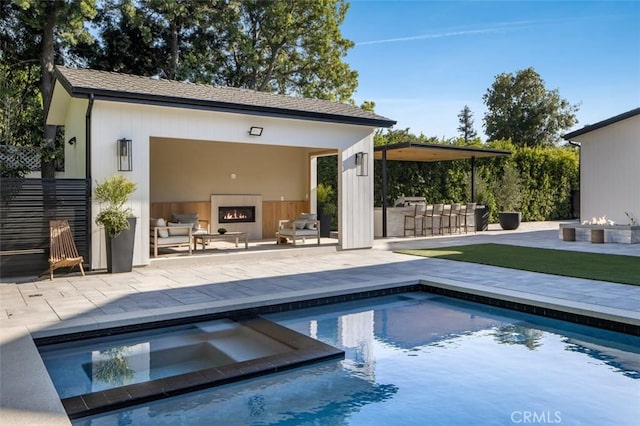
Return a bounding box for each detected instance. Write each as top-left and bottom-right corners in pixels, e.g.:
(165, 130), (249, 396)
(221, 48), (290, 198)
(46, 292), (639, 425)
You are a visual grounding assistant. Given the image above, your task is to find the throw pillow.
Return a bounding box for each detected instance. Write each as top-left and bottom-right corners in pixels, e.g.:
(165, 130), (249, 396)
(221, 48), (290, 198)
(157, 218), (169, 238)
(300, 213), (317, 229)
(168, 222), (190, 236)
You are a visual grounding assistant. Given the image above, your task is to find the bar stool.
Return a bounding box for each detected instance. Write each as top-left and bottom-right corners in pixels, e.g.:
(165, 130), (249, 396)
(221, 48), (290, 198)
(422, 204), (440, 235)
(459, 203), (477, 233)
(403, 205), (420, 236)
(441, 203), (461, 234)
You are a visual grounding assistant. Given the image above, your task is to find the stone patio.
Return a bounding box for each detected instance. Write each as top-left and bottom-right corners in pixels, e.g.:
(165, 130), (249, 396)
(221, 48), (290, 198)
(1, 220), (639, 425)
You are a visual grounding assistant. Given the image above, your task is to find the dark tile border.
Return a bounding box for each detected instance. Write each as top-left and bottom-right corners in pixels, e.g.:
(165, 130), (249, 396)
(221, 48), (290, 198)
(36, 282), (637, 346)
(419, 284), (640, 336)
(57, 316), (344, 419)
(33, 284), (422, 346)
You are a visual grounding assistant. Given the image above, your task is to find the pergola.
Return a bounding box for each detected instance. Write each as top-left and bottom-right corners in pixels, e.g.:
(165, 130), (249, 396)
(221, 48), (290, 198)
(373, 142), (511, 237)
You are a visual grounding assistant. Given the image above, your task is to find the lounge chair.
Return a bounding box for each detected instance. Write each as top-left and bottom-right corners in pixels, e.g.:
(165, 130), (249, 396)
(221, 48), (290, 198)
(47, 220), (85, 280)
(276, 214), (320, 246)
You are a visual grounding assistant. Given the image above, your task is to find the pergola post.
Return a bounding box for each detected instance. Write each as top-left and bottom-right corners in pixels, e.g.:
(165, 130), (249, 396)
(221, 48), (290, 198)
(471, 156), (476, 202)
(382, 147), (388, 238)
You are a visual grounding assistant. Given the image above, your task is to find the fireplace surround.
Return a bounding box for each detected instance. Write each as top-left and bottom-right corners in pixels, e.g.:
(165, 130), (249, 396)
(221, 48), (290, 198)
(211, 195), (263, 240)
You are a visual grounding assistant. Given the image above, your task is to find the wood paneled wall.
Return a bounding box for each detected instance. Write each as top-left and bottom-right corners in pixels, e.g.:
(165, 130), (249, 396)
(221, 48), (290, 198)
(151, 200), (309, 240)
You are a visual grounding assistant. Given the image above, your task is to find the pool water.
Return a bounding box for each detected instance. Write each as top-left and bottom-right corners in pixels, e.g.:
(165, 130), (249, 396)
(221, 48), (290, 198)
(69, 292), (639, 425)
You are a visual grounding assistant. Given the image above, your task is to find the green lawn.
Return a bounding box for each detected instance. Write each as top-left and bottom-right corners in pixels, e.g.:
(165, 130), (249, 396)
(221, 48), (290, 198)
(397, 243), (640, 286)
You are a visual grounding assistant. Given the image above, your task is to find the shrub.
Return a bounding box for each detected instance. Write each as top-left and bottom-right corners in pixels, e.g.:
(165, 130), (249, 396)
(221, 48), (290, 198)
(95, 175), (137, 237)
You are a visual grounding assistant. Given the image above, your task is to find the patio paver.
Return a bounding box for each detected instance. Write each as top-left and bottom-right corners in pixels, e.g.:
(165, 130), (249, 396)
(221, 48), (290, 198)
(1, 221), (639, 425)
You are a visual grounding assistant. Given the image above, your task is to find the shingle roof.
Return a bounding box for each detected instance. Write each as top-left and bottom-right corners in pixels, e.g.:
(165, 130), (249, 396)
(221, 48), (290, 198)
(563, 107), (640, 140)
(54, 67), (396, 128)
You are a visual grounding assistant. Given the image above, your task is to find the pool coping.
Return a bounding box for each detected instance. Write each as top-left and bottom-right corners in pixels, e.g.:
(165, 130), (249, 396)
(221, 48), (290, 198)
(30, 276), (640, 341)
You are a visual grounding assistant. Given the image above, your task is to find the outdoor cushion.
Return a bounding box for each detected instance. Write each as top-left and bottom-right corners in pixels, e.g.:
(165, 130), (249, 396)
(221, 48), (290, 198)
(296, 213), (317, 229)
(150, 217), (169, 238)
(300, 213), (317, 229)
(168, 222), (191, 236)
(156, 218), (169, 237)
(171, 213), (200, 231)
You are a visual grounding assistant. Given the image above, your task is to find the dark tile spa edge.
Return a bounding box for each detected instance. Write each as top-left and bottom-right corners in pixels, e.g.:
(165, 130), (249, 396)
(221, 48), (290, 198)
(58, 316), (345, 419)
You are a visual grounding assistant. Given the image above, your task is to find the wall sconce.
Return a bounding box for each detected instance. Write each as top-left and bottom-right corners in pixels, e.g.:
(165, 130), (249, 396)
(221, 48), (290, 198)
(248, 126), (263, 136)
(117, 138), (132, 171)
(67, 136), (76, 145)
(355, 152), (368, 176)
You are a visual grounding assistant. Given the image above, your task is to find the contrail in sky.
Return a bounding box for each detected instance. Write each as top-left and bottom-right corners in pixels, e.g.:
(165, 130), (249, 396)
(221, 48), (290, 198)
(355, 20), (548, 46)
(355, 14), (613, 46)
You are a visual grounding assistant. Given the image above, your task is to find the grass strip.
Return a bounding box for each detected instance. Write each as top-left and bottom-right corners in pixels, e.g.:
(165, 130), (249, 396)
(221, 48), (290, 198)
(397, 243), (640, 286)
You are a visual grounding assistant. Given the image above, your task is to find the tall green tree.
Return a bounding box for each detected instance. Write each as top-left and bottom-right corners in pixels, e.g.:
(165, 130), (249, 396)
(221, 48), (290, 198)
(3, 0), (96, 177)
(457, 105), (477, 144)
(80, 0), (218, 80)
(79, 0), (358, 101)
(71, 0), (165, 76)
(208, 0), (357, 101)
(482, 67), (579, 147)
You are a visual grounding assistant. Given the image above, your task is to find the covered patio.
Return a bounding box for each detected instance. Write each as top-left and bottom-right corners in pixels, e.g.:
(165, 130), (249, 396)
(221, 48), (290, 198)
(373, 142), (511, 237)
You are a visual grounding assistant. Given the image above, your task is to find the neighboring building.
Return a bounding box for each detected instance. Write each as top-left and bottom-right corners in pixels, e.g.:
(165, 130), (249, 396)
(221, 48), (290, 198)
(46, 67), (395, 270)
(563, 107), (640, 225)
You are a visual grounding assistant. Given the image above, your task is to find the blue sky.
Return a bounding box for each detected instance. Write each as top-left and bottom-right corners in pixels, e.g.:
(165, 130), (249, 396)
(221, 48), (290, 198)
(341, 0), (640, 140)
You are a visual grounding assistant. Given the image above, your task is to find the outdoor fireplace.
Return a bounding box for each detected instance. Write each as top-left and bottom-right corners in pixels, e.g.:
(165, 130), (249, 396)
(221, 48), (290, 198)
(218, 206), (256, 224)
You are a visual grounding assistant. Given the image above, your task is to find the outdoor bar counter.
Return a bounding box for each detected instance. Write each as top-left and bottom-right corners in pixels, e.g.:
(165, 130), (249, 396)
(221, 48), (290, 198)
(374, 198), (488, 238)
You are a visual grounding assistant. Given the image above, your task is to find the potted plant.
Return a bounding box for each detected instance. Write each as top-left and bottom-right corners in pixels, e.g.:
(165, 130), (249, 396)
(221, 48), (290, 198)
(95, 174), (137, 273)
(316, 183), (336, 238)
(217, 227), (227, 234)
(493, 163), (523, 230)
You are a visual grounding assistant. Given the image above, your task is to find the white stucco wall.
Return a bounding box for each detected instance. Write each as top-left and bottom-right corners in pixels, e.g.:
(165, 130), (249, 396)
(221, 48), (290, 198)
(82, 100), (376, 269)
(572, 115), (640, 225)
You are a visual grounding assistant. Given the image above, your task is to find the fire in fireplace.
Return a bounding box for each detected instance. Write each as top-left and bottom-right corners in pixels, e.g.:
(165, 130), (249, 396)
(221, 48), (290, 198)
(219, 206), (256, 223)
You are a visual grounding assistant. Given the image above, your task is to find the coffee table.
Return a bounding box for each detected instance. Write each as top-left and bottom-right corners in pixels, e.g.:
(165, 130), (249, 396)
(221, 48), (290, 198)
(193, 232), (248, 251)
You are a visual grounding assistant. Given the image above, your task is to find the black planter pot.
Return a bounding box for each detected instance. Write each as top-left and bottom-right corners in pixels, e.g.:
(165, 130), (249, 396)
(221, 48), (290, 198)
(106, 217), (136, 273)
(498, 212), (521, 231)
(318, 204), (332, 238)
(475, 205), (489, 231)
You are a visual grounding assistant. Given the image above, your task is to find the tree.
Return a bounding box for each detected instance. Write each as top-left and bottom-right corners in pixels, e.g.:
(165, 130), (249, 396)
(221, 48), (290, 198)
(482, 67), (579, 147)
(4, 0), (97, 177)
(74, 0), (219, 79)
(78, 0), (358, 102)
(204, 0), (357, 101)
(71, 0), (166, 76)
(457, 105), (477, 144)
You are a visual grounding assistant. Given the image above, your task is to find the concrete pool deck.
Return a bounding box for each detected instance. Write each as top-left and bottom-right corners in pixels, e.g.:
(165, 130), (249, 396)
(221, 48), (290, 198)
(1, 220), (639, 425)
